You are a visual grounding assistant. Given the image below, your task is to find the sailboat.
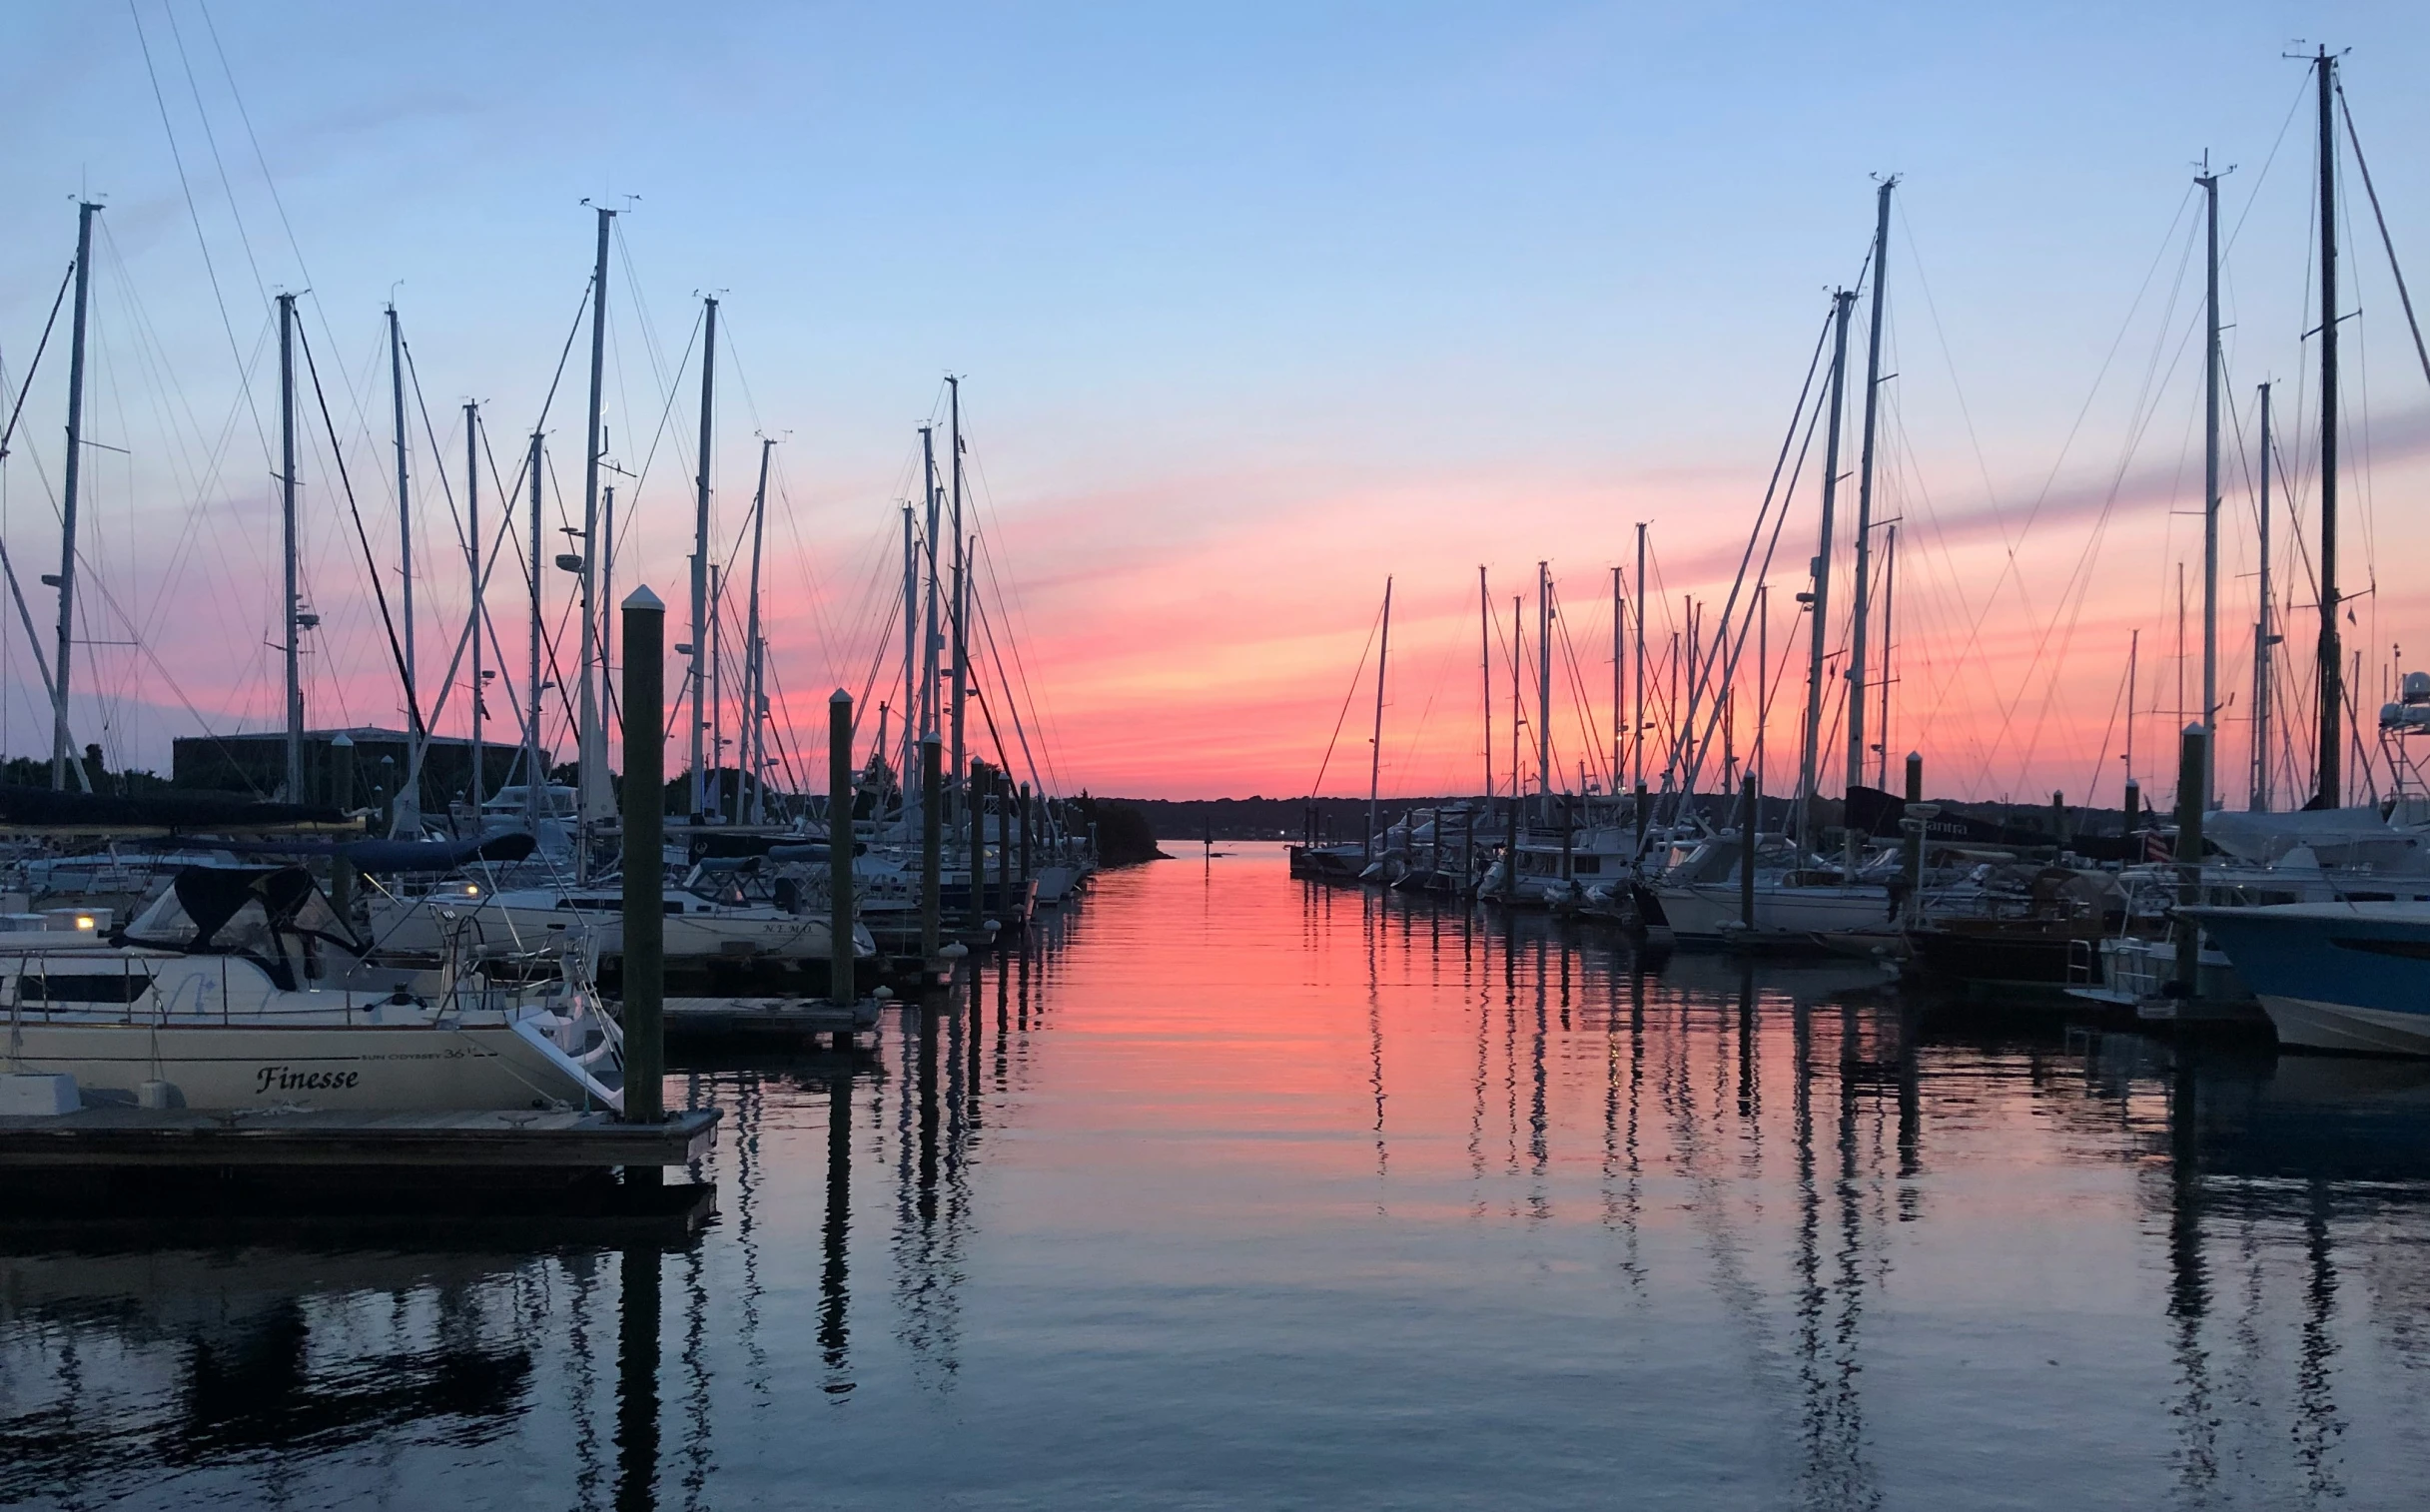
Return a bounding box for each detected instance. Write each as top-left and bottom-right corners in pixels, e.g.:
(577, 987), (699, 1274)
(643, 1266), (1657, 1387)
(0, 864), (621, 1112)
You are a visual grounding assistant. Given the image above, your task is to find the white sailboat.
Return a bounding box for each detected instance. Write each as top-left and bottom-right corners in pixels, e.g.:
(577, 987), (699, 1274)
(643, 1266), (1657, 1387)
(0, 866), (621, 1113)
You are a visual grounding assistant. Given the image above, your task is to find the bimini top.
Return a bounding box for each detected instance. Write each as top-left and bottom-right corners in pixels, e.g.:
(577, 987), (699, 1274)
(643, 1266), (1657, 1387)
(121, 865), (366, 988)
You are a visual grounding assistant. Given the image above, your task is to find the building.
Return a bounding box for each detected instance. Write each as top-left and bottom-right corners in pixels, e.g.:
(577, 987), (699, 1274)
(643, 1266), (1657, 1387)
(171, 727), (548, 810)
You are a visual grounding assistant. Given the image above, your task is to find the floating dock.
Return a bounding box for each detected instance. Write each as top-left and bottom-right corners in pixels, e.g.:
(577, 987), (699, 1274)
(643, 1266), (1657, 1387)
(0, 1105), (718, 1167)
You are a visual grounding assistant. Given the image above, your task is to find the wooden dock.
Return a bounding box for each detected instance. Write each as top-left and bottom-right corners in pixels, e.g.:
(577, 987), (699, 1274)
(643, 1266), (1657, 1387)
(0, 1106), (719, 1168)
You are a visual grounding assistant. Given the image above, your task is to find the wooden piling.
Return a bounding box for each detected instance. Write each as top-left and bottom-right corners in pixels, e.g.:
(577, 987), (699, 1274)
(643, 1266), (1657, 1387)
(920, 734), (942, 963)
(829, 689), (856, 1008)
(1019, 781), (1033, 884)
(996, 769), (1012, 924)
(957, 763), (977, 928)
(331, 732), (356, 916)
(2173, 724), (2206, 992)
(1739, 775), (1757, 930)
(621, 587), (666, 1129)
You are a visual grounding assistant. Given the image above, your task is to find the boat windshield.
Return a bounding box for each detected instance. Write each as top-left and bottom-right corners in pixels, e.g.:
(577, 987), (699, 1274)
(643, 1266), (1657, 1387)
(123, 866), (366, 988)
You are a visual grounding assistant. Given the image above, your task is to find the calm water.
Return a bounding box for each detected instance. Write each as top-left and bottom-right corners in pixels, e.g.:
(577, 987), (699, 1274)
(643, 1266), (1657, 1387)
(7, 843), (2430, 1509)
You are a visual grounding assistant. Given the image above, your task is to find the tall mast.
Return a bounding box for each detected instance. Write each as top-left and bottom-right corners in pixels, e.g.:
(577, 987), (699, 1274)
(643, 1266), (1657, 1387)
(948, 377), (967, 806)
(1755, 582), (1769, 800)
(1800, 289), (1856, 853)
(902, 502), (918, 818)
(709, 563), (724, 821)
(1367, 576), (1392, 863)
(1510, 596), (1522, 827)
(1478, 564), (1492, 800)
(2199, 160), (2221, 810)
(744, 436), (773, 824)
(919, 427), (941, 750)
(50, 200), (98, 793)
(2252, 382), (2275, 811)
(466, 402), (483, 811)
(1845, 177), (1896, 800)
(2125, 628), (2137, 791)
(279, 292), (304, 802)
(576, 205), (614, 853)
(388, 304), (416, 735)
(600, 482), (614, 777)
(1877, 522), (1896, 790)
(689, 296), (718, 820)
(525, 429), (543, 834)
(1632, 523), (1647, 797)
(2314, 47), (2343, 808)
(1535, 560), (1551, 821)
(1611, 565), (1623, 798)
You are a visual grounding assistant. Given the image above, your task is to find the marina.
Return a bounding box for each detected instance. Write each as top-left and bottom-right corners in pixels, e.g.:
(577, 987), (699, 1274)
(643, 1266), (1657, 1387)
(7, 6), (2430, 1507)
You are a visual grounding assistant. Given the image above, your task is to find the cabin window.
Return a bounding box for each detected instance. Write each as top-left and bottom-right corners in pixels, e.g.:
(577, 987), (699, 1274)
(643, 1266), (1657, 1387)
(664, 902), (685, 916)
(1574, 857), (1601, 875)
(19, 972), (154, 1004)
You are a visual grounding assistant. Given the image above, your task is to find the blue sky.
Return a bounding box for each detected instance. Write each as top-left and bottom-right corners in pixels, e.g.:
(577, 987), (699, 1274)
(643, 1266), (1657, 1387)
(3, 2), (2427, 799)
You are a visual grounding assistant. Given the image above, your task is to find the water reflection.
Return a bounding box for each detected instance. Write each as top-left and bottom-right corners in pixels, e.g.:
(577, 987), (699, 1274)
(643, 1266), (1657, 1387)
(5, 850), (2430, 1507)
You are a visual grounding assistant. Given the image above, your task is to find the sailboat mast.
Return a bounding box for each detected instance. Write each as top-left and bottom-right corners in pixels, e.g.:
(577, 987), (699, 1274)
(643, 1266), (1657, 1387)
(1510, 596), (1522, 832)
(600, 482), (614, 770)
(1535, 561), (1551, 822)
(948, 377), (967, 809)
(1877, 522), (1896, 790)
(1801, 289), (1855, 852)
(280, 292), (304, 802)
(1633, 523), (1647, 796)
(50, 201), (98, 793)
(2124, 628), (2137, 791)
(744, 436), (772, 824)
(466, 402), (483, 811)
(389, 305), (415, 733)
(1845, 177), (1896, 801)
(1611, 565), (1623, 798)
(902, 502), (918, 817)
(689, 295), (718, 820)
(576, 205), (613, 857)
(1367, 576), (1392, 864)
(2314, 46), (2343, 808)
(2199, 161), (2221, 810)
(2252, 381), (2274, 811)
(1478, 564), (1491, 801)
(1755, 582), (1769, 801)
(919, 427), (940, 750)
(525, 430), (543, 834)
(709, 564), (723, 821)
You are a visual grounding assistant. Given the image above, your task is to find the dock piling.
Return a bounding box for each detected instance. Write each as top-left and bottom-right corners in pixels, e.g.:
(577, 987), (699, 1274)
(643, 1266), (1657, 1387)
(621, 586), (666, 1131)
(2173, 724), (2206, 992)
(830, 689), (856, 1008)
(920, 734), (942, 966)
(1739, 776), (1757, 930)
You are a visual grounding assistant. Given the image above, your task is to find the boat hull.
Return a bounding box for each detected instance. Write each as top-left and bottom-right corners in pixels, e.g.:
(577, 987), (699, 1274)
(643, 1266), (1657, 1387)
(1656, 884), (1897, 945)
(2192, 903), (2430, 1056)
(1, 1020), (616, 1112)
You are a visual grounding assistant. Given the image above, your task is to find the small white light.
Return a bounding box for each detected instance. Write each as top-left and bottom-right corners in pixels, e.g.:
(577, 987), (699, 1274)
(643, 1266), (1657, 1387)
(74, 915), (94, 930)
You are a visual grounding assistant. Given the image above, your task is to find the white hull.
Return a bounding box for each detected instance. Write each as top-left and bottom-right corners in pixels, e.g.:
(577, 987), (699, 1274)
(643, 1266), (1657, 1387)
(368, 896), (858, 962)
(1657, 884), (1898, 943)
(2259, 996), (2430, 1057)
(3, 1019), (617, 1112)
(1035, 864), (1082, 905)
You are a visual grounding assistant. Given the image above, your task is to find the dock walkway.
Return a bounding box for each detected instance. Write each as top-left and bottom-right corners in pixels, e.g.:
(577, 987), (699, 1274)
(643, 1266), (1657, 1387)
(0, 1105), (718, 1167)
